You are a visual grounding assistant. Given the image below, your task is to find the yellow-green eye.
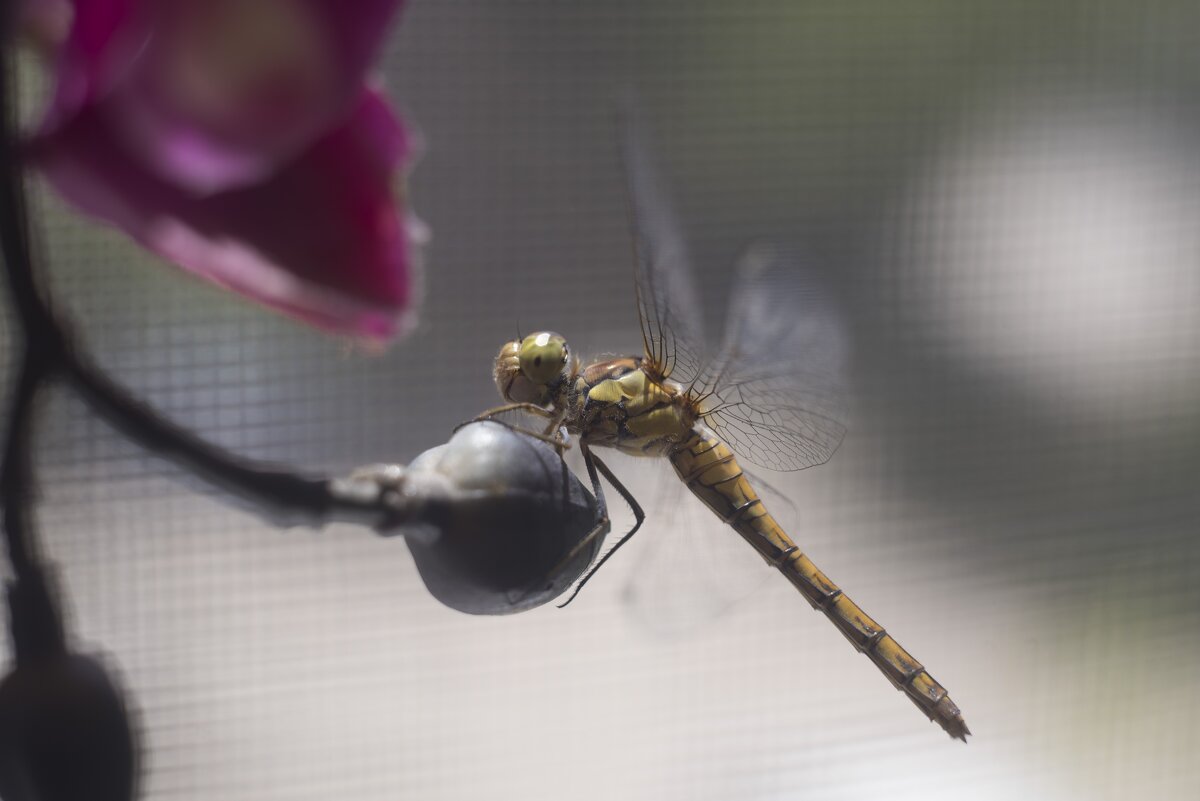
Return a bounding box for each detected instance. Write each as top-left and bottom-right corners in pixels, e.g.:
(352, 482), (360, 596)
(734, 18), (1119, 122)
(518, 331), (569, 385)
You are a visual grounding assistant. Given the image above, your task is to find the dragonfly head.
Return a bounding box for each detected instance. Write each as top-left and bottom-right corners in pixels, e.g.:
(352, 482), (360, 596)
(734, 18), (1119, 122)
(494, 331), (572, 405)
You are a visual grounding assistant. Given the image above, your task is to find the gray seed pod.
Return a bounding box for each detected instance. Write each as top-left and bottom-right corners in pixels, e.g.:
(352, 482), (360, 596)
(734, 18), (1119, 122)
(373, 422), (606, 614)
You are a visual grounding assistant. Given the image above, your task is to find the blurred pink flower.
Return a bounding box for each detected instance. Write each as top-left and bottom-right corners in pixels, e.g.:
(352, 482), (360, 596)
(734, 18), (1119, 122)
(28, 0), (422, 339)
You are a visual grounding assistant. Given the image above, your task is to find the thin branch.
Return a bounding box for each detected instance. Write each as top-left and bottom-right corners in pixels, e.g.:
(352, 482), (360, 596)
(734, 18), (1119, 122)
(0, 353), (48, 579)
(0, 13), (57, 582)
(59, 343), (408, 530)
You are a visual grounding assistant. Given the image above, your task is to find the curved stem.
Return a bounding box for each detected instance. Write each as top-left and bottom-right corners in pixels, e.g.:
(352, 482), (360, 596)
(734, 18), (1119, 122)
(0, 11), (56, 581)
(59, 343), (406, 529)
(1, 353), (49, 580)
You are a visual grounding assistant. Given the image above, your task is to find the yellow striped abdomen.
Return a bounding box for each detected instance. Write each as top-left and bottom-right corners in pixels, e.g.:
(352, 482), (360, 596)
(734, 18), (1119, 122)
(669, 425), (970, 741)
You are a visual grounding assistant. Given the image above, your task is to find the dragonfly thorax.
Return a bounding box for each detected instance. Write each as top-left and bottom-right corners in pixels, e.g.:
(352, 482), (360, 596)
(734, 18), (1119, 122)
(570, 357), (696, 456)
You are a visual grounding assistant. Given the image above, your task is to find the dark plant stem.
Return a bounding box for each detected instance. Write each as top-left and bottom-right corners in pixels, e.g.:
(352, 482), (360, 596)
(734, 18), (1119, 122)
(59, 344), (399, 529)
(0, 353), (49, 581)
(0, 7), (56, 584)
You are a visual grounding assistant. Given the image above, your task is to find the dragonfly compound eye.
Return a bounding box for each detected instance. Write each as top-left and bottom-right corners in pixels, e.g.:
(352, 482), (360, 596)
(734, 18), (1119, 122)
(518, 331), (569, 385)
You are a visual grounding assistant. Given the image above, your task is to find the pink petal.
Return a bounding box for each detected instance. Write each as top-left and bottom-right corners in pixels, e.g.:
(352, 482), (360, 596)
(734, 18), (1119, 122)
(42, 0), (405, 194)
(37, 0), (139, 128)
(32, 89), (421, 339)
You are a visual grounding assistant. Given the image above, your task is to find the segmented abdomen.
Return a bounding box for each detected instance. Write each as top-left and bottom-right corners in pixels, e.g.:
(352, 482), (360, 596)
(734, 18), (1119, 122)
(668, 425), (970, 741)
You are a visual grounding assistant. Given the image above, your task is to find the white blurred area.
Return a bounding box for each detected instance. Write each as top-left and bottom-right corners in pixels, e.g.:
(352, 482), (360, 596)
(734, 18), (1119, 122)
(895, 91), (1200, 425)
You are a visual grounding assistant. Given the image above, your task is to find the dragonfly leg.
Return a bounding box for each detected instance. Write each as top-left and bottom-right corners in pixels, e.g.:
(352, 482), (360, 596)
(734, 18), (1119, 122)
(513, 441), (611, 606)
(534, 410), (571, 454)
(458, 403), (570, 451)
(463, 401), (554, 425)
(557, 445), (646, 608)
(539, 516), (610, 599)
(547, 442), (611, 568)
(540, 410), (567, 438)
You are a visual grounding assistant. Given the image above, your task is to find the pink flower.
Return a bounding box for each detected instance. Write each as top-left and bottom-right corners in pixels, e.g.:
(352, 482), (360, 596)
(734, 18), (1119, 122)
(28, 0), (422, 339)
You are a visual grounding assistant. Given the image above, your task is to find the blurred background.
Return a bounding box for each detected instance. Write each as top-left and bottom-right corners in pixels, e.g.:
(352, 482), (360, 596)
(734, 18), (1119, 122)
(5, 0), (1200, 798)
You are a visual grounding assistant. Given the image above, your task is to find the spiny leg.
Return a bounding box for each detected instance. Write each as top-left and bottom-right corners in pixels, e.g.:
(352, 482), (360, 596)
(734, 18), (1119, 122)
(557, 445), (646, 608)
(540, 409), (567, 438)
(459, 402), (569, 450)
(540, 441), (612, 588)
(514, 443), (613, 606)
(470, 401), (555, 422)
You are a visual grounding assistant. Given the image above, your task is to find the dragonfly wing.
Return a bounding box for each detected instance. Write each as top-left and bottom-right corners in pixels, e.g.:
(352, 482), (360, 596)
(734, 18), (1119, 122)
(704, 243), (850, 472)
(620, 108), (709, 385)
(608, 457), (773, 638)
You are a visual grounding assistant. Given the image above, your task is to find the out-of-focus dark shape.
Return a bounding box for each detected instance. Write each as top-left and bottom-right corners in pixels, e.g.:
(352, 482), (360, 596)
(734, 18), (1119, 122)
(376, 422), (607, 615)
(0, 568), (137, 801)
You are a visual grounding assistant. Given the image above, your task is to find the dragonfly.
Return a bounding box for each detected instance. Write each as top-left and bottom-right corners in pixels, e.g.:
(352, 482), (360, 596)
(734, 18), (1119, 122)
(478, 116), (970, 741)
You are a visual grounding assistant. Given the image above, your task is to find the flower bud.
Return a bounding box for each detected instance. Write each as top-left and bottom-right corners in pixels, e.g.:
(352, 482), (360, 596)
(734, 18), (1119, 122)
(389, 422), (606, 614)
(0, 571), (137, 801)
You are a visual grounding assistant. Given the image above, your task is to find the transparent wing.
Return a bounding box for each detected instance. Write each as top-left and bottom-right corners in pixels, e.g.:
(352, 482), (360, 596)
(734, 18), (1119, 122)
(617, 458), (824, 637)
(619, 462), (771, 637)
(620, 109), (709, 386)
(703, 243), (850, 472)
(559, 451), (773, 637)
